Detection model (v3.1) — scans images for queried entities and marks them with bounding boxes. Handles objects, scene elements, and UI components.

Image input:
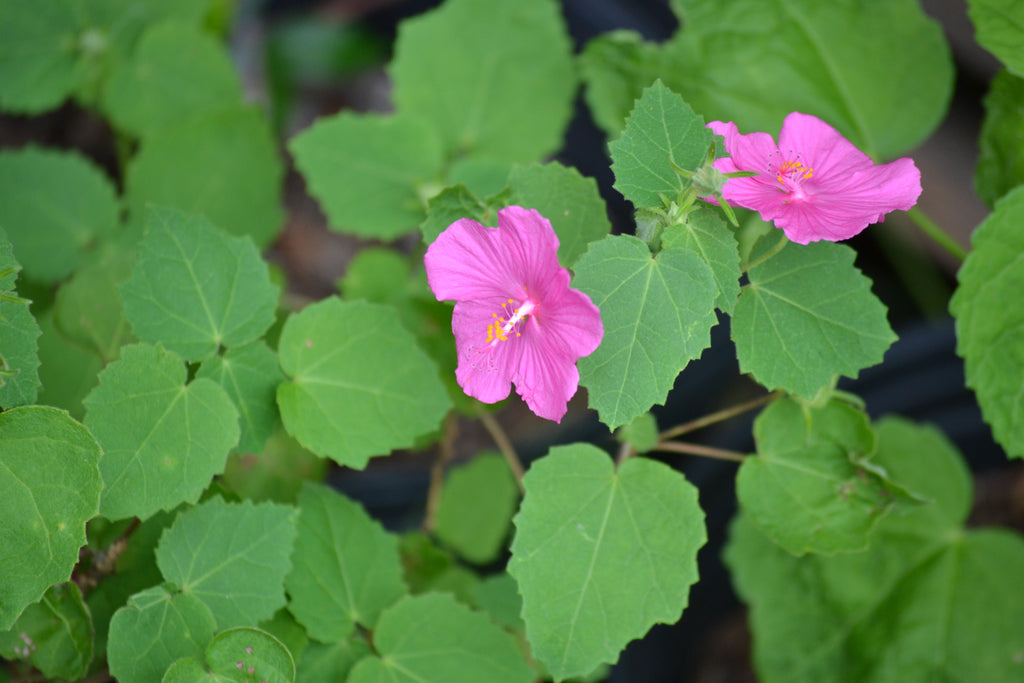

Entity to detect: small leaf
[83,343,240,521]
[617,412,660,454]
[107,585,218,683]
[36,310,103,419]
[125,106,285,248]
[574,234,718,429]
[399,532,478,604]
[0,582,92,680]
[102,21,245,138]
[155,497,298,629]
[975,70,1024,207]
[608,80,713,208]
[0,147,118,283]
[296,638,372,683]
[951,185,1024,458]
[290,112,443,240]
[285,483,406,641]
[220,428,328,505]
[197,341,284,455]
[390,0,575,162]
[347,593,533,683]
[732,240,896,398]
[662,207,741,313]
[54,243,135,362]
[968,0,1024,77]
[0,283,41,409]
[121,206,279,362]
[276,298,451,468]
[737,397,903,555]
[508,444,706,680]
[421,184,491,245]
[435,453,519,565]
[0,406,102,629]
[205,627,295,683]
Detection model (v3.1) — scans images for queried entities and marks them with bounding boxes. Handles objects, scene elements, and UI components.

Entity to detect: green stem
[659,391,781,441]
[651,441,746,462]
[742,233,788,271]
[907,207,967,261]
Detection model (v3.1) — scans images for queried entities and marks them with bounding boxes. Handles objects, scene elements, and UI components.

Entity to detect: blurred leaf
[54,243,135,362]
[508,444,706,680]
[277,298,451,468]
[347,593,533,683]
[220,428,327,504]
[435,453,519,564]
[84,344,239,520]
[35,310,102,419]
[574,235,718,429]
[121,206,279,362]
[968,0,1024,77]
[0,147,118,283]
[290,112,443,240]
[975,70,1024,207]
[0,583,92,680]
[156,497,298,629]
[390,0,575,162]
[296,638,372,683]
[420,184,492,245]
[125,106,285,248]
[399,532,478,605]
[617,412,659,454]
[0,406,102,630]
[732,240,896,398]
[285,484,406,641]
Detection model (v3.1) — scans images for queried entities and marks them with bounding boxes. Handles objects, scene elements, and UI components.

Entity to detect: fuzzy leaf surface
[84,344,240,520]
[347,593,533,683]
[285,484,406,642]
[0,406,102,629]
[732,240,895,397]
[277,298,451,468]
[662,207,741,313]
[0,582,92,680]
[574,235,717,429]
[508,444,706,680]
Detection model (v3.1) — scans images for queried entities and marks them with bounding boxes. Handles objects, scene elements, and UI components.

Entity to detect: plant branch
[907,207,967,261]
[423,412,458,533]
[615,439,634,466]
[652,441,747,462]
[659,391,781,441]
[477,408,526,493]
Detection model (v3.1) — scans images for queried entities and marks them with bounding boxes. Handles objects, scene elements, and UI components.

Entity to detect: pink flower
[424,206,603,423]
[708,112,922,244]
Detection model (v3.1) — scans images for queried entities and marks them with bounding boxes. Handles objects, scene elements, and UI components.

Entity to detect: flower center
[485,298,535,345]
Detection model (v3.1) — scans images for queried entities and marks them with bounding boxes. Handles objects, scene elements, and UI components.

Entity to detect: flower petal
[709,120,779,175]
[451,299,518,404]
[777,112,873,178]
[535,279,604,361]
[425,218,517,302]
[512,325,581,423]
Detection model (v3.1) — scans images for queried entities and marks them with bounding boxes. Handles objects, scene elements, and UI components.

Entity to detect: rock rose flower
[708,112,922,244]
[424,206,603,422]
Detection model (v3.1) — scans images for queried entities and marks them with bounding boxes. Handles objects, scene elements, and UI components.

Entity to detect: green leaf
[163,657,232,683]
[582,0,952,159]
[420,184,492,245]
[732,240,896,398]
[0,406,102,629]
[296,638,372,683]
[276,298,451,468]
[54,243,135,362]
[0,146,118,283]
[951,185,1024,458]
[155,497,298,629]
[285,483,406,641]
[205,627,295,683]
[500,162,612,268]
[470,573,525,631]
[347,593,533,683]
[737,397,906,555]
[975,70,1024,207]
[290,112,443,240]
[390,0,575,162]
[608,80,713,208]
[83,343,240,520]
[259,609,308,666]
[36,310,103,419]
[435,453,519,565]
[0,583,92,680]
[125,106,285,248]
[399,532,478,604]
[121,206,280,362]
[0,0,209,113]
[196,341,284,455]
[102,21,245,138]
[968,0,1024,77]
[220,428,327,505]
[0,288,41,409]
[726,417,1024,682]
[573,234,718,429]
[661,207,741,313]
[508,444,706,680]
[107,585,218,683]
[447,156,515,198]
[616,412,659,454]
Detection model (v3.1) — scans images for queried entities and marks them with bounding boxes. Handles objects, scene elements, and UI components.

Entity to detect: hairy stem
[477,408,526,492]
[652,441,747,462]
[907,207,967,261]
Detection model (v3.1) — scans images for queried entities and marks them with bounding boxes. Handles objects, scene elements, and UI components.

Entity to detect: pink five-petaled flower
[424,206,603,423]
[708,112,922,244]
